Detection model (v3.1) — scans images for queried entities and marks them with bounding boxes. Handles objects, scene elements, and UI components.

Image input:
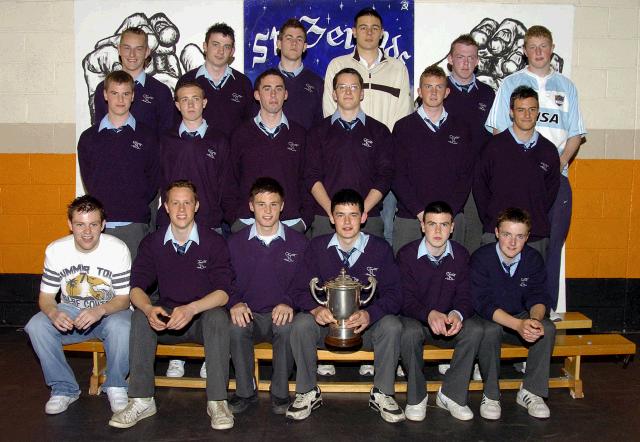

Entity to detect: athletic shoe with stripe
[286,386,322,420]
[369,387,405,423]
[516,387,550,419]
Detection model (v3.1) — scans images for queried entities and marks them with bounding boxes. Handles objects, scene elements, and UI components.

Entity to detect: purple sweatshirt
[178,67,255,137]
[156,125,233,230]
[226,119,313,226]
[444,77,495,158]
[392,112,473,218]
[473,130,560,239]
[305,116,393,217]
[131,227,233,309]
[471,243,550,320]
[93,75,175,136]
[397,239,473,322]
[291,234,402,324]
[281,67,324,130]
[77,123,159,223]
[227,225,309,312]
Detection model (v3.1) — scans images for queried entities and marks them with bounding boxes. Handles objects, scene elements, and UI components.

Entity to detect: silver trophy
[310,268,377,348]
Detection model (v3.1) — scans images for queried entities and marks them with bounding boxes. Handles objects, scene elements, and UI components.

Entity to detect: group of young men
[25,6,585,432]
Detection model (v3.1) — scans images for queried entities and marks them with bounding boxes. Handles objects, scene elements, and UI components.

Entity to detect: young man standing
[323,7,413,245]
[286,189,405,424]
[471,208,556,420]
[78,70,159,261]
[485,26,586,316]
[227,178,308,415]
[25,196,131,415]
[392,65,473,254]
[475,86,560,259]
[397,201,483,422]
[276,18,324,130]
[306,68,392,239]
[227,69,310,233]
[444,34,496,254]
[178,23,254,137]
[93,26,174,135]
[109,181,233,430]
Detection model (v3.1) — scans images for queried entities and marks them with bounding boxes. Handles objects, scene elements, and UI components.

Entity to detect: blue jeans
[25,303,131,397]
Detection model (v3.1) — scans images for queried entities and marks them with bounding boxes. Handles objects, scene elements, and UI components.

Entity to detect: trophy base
[325,334,362,349]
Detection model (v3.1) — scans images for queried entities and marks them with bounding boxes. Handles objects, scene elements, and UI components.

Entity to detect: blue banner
[244,0,414,86]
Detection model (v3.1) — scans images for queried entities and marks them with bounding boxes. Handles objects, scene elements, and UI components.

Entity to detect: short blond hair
[524,25,553,46]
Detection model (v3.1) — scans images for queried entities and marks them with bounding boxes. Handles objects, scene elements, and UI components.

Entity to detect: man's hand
[74,306,106,330]
[427,310,451,336]
[230,302,253,327]
[48,309,75,332]
[516,318,544,343]
[272,304,294,326]
[166,304,197,330]
[345,310,370,334]
[310,306,337,326]
[145,306,170,331]
[445,312,463,336]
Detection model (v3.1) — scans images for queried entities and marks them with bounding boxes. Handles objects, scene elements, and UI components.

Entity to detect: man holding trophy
[286,189,405,423]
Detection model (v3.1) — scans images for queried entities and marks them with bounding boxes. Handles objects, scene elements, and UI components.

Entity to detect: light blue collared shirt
[448,74,477,93]
[496,242,521,277]
[248,222,286,245]
[327,232,370,268]
[179,119,208,138]
[98,113,136,132]
[508,126,539,150]
[134,71,146,87]
[196,64,235,89]
[164,223,200,254]
[331,109,366,126]
[239,217,305,230]
[417,239,454,262]
[254,112,289,135]
[278,62,304,78]
[417,106,448,132]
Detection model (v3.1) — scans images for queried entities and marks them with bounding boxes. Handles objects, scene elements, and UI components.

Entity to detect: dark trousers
[546,176,572,309]
[400,316,483,405]
[106,222,149,261]
[128,307,230,401]
[461,192,483,254]
[229,312,293,399]
[477,313,556,400]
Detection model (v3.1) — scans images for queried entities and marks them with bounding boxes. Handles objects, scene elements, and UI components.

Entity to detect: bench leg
[563,355,584,399]
[89,351,106,395]
[254,355,260,392]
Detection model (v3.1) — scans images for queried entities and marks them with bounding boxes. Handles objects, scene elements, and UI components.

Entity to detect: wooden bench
[63,312,634,399]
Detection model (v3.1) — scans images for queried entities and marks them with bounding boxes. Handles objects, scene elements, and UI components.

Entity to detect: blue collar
[164,223,200,253]
[134,71,146,87]
[508,127,539,150]
[278,62,304,78]
[330,109,366,126]
[248,222,286,241]
[448,74,477,92]
[495,242,521,276]
[179,119,208,138]
[98,113,136,132]
[417,239,454,262]
[254,112,289,133]
[196,64,235,86]
[417,106,448,131]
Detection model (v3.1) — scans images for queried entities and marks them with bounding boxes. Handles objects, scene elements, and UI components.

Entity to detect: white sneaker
[369,387,405,423]
[405,394,427,422]
[200,362,207,378]
[472,363,482,381]
[396,365,405,377]
[480,395,501,420]
[105,387,128,412]
[166,359,185,377]
[438,363,450,375]
[109,397,157,428]
[207,400,234,430]
[286,386,323,420]
[359,364,374,376]
[549,309,562,322]
[45,395,79,415]
[317,364,335,376]
[436,388,473,421]
[516,387,550,419]
[513,362,527,374]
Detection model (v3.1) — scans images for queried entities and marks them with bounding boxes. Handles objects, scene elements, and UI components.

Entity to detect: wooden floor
[3,328,639,441]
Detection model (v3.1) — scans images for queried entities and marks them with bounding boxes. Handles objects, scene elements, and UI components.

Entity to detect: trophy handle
[359,276,377,305]
[309,277,327,306]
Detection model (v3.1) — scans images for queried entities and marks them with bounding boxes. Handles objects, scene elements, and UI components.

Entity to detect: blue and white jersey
[485,68,587,177]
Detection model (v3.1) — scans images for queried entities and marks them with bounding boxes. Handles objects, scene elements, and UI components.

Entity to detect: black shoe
[271,394,291,415]
[228,393,258,414]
